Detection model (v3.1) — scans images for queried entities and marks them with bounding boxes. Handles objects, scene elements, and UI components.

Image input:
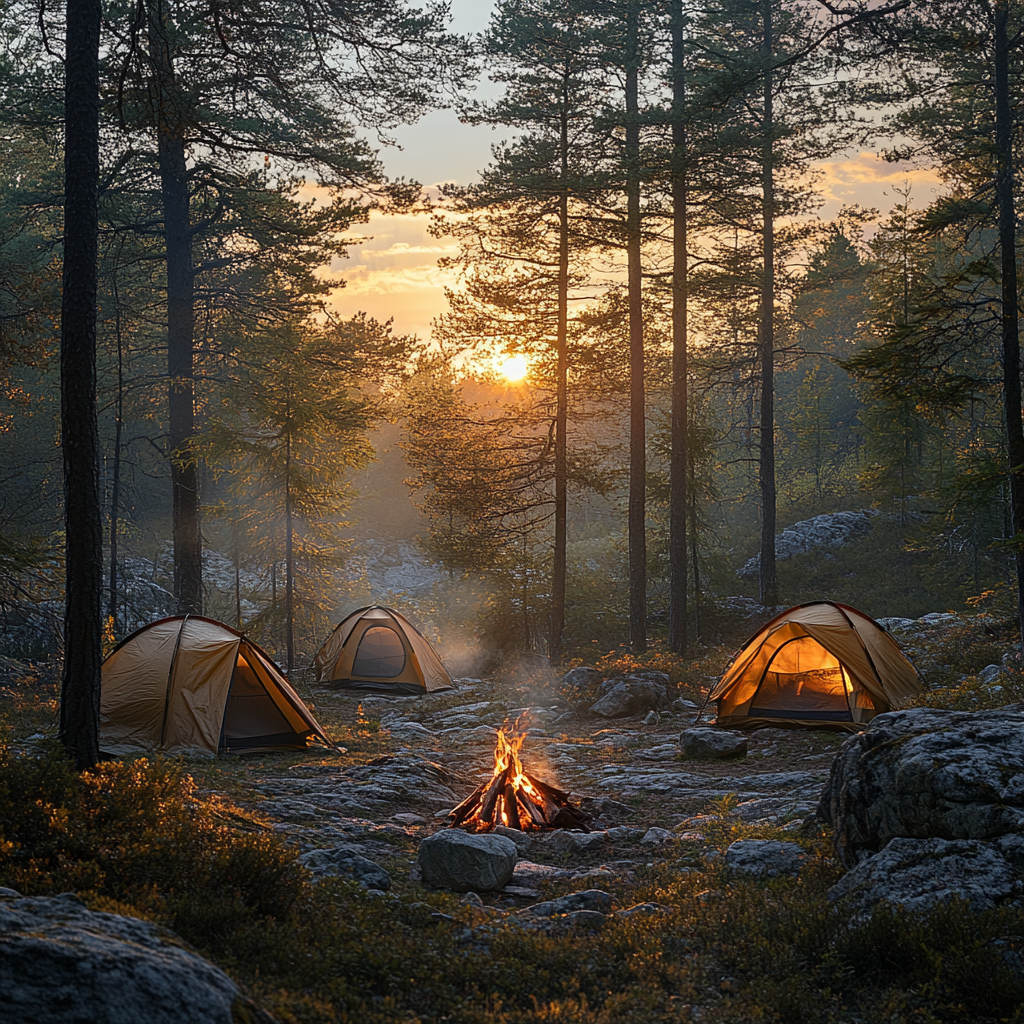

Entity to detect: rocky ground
[190,676,849,906]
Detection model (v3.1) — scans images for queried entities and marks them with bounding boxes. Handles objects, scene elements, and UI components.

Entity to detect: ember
[448,725,592,832]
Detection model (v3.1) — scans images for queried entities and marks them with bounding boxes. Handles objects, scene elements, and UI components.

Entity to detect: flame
[493,722,541,824]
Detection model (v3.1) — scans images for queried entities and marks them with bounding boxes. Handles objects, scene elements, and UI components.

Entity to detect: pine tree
[105,0,472,613]
[58,0,103,770]
[200,315,385,669]
[435,0,608,661]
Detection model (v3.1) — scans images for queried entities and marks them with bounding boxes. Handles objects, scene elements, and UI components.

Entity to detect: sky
[325,0,944,345]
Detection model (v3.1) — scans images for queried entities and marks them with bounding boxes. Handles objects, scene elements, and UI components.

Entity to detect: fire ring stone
[417,831,518,892]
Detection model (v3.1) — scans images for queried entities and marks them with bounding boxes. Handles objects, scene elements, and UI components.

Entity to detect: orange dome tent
[708,601,922,731]
[101,616,329,755]
[313,606,453,695]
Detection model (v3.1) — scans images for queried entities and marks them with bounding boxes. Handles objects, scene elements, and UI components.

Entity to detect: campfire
[448,725,592,832]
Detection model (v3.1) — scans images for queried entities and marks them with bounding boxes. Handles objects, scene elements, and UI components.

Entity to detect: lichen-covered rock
[817,705,1024,868]
[679,728,748,759]
[0,893,275,1024]
[725,839,808,877]
[738,511,873,579]
[416,830,517,892]
[827,837,1021,914]
[298,846,391,890]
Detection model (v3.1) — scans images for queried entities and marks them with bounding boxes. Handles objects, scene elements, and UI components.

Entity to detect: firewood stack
[447,727,593,832]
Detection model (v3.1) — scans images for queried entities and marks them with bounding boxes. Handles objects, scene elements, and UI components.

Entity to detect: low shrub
[0,742,306,948]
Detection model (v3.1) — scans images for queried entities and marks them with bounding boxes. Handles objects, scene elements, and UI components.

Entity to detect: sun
[498,354,529,382]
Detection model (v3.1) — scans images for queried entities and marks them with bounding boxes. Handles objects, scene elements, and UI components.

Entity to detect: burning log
[449,725,593,833]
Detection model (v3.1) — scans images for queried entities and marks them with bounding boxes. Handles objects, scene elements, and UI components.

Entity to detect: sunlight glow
[499,354,529,382]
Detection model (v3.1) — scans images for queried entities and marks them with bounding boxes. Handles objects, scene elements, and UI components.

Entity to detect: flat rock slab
[0,894,274,1024]
[417,830,518,892]
[725,839,809,877]
[255,756,461,819]
[679,728,748,759]
[828,837,1022,914]
[512,890,613,934]
[297,846,391,890]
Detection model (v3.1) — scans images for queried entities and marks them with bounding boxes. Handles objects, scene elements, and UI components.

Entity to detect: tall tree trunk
[108,258,125,632]
[689,455,701,639]
[59,0,103,771]
[285,405,295,671]
[995,0,1024,640]
[550,65,571,667]
[148,1,202,614]
[669,0,688,654]
[758,0,778,607]
[625,2,646,652]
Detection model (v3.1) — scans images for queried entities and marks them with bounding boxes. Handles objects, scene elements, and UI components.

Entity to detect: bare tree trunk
[147,1,202,614]
[758,0,778,607]
[550,65,571,666]
[59,0,103,771]
[669,0,688,654]
[285,399,295,671]
[995,0,1024,641]
[108,255,125,632]
[625,2,646,653]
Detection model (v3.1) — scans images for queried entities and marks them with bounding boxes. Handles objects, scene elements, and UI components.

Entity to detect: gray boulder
[818,705,1024,868]
[725,839,808,877]
[828,837,1021,914]
[298,846,391,890]
[679,727,748,759]
[589,674,672,718]
[416,830,518,892]
[589,683,639,717]
[562,666,602,693]
[0,893,275,1024]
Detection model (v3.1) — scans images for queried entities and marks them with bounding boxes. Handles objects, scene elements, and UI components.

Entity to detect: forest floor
[2,639,1024,1023]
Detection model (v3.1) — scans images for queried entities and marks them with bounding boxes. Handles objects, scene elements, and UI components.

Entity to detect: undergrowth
[2,742,1022,1023]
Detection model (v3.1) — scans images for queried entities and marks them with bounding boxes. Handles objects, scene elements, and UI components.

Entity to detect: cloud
[331,264,456,297]
[364,241,459,259]
[816,151,943,212]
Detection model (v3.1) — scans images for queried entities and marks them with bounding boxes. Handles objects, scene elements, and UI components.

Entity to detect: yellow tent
[101,616,329,755]
[313,606,453,695]
[709,601,922,731]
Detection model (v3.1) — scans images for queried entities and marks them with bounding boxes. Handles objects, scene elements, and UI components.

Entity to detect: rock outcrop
[297,846,391,890]
[818,706,1024,913]
[0,892,275,1024]
[827,837,1022,914]
[818,705,1024,868]
[738,510,873,579]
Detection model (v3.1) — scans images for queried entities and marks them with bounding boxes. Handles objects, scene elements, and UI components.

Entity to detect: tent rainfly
[313,606,453,695]
[708,601,922,732]
[101,616,329,755]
